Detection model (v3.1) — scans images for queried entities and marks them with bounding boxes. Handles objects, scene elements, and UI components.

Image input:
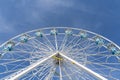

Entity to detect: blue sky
[0,0,120,46]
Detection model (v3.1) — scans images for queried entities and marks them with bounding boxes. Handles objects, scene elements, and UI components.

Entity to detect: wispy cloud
[0,14,14,33]
[16,0,74,23]
[0,0,103,33]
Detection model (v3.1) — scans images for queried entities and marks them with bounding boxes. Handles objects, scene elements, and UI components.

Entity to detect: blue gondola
[94,37,104,45]
[111,47,117,55]
[107,43,117,55]
[3,42,15,51]
[0,53,1,57]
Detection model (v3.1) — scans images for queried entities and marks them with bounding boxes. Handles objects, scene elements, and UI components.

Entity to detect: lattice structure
[0,27,120,80]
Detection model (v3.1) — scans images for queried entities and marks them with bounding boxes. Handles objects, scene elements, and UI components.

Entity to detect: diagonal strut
[59,53,108,80]
[3,52,108,80]
[3,53,58,80]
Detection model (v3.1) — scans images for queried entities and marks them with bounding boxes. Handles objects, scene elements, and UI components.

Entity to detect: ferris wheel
[0,27,120,80]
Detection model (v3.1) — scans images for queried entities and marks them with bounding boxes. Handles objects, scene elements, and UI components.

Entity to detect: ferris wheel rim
[0,27,120,80]
[0,27,120,50]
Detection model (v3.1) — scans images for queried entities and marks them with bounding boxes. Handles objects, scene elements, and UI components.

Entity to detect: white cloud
[12,0,75,25]
[35,0,74,9]
[0,0,101,33]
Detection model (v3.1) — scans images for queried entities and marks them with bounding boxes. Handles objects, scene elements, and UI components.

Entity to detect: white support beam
[3,52,108,80]
[59,53,108,80]
[59,60,62,80]
[4,53,57,80]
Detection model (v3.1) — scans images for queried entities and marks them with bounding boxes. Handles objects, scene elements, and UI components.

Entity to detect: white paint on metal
[4,53,57,80]
[59,53,108,80]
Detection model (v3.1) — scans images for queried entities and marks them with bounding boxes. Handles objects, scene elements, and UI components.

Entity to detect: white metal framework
[0,27,120,80]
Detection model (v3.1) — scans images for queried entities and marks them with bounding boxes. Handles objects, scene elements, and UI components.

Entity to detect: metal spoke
[0,27,120,80]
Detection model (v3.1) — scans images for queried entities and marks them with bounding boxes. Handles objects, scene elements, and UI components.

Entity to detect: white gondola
[35,31,43,37]
[80,31,87,38]
[19,35,29,43]
[116,50,120,55]
[50,29,58,35]
[65,29,72,35]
